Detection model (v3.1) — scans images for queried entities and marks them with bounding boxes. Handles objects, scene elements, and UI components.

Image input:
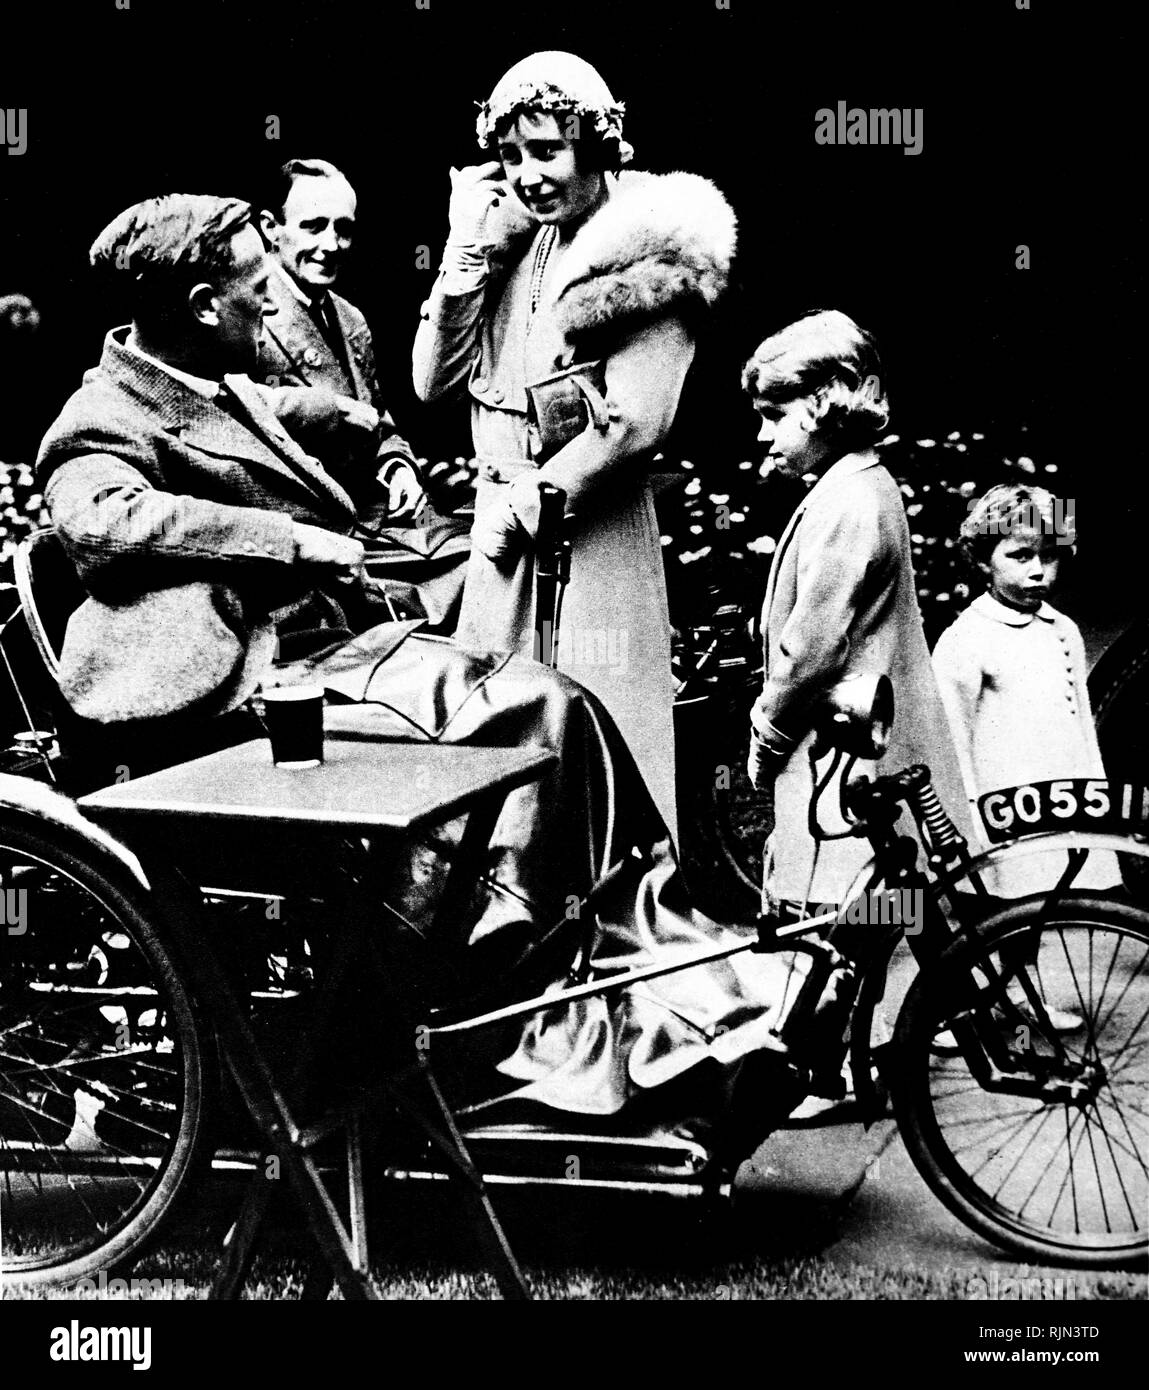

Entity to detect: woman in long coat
[413,51,738,839]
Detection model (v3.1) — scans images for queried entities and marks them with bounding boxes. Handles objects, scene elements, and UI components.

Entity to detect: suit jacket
[258,266,378,404]
[257,267,415,479]
[757,450,974,904]
[37,328,365,724]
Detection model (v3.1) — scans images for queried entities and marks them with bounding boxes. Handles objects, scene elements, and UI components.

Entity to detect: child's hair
[959,483,1076,569]
[741,309,890,447]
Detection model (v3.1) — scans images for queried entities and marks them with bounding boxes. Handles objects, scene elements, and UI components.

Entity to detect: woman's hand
[447,162,507,246]
[748,694,791,839]
[747,729,778,836]
[471,496,525,568]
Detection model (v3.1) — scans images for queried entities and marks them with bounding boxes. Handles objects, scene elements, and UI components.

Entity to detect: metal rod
[429,910,840,1036]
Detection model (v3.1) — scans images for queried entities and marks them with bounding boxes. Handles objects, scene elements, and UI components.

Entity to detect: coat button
[304,348,323,368]
[491,387,505,404]
[473,376,489,393]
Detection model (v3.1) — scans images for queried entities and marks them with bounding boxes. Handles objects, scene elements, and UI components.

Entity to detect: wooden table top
[80,737,556,834]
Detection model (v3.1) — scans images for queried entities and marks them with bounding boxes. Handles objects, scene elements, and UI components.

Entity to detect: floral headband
[475,80,630,161]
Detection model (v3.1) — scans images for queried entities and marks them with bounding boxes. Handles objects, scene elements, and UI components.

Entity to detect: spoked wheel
[675,688,763,920]
[892,892,1149,1268]
[0,819,209,1290]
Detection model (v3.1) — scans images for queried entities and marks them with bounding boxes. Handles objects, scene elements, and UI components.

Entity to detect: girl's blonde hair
[742,309,890,446]
[959,483,1076,567]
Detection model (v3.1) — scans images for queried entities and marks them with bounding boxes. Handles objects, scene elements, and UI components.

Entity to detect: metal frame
[12,528,63,688]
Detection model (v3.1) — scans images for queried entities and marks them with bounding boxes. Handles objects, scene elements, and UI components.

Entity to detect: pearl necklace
[529,225,559,315]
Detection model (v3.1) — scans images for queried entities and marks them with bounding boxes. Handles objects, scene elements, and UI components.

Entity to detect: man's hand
[448,162,507,245]
[333,395,380,437]
[378,459,426,521]
[291,522,365,581]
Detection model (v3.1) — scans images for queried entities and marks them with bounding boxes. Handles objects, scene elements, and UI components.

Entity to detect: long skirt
[456,471,679,841]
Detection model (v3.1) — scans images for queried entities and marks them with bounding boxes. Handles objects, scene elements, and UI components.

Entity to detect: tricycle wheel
[0,817,211,1291]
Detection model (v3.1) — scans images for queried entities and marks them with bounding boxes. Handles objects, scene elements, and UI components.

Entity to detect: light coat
[759,451,975,905]
[932,593,1121,895]
[413,171,738,837]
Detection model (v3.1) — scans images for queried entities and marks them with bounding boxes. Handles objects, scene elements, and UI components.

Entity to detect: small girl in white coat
[932,483,1121,899]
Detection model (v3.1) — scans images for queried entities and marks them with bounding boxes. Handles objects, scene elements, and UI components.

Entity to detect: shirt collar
[971,591,1057,627]
[123,333,220,398]
[274,257,326,311]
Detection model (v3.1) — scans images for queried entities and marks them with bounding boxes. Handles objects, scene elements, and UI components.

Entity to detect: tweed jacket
[758,451,975,904]
[36,328,365,723]
[412,170,738,835]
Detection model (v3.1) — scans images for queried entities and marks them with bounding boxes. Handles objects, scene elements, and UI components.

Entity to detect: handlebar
[844,763,968,862]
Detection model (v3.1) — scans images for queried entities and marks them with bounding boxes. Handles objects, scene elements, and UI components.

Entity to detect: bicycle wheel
[675,689,762,920]
[0,818,209,1290]
[892,892,1149,1268]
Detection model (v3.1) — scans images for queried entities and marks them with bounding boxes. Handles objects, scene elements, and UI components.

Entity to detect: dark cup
[262,685,325,769]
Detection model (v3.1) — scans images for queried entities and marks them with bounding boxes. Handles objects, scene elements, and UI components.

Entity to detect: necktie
[310,296,353,381]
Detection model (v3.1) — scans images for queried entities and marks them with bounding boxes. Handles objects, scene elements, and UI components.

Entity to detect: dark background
[0,0,1139,625]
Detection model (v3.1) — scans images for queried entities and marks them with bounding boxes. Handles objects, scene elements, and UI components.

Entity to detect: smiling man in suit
[258,160,381,407]
[258,158,468,620]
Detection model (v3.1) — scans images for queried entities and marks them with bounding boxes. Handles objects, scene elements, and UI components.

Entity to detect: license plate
[977,779,1149,844]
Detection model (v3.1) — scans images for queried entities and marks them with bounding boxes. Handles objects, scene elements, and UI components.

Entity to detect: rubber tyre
[0,817,210,1291]
[892,892,1149,1269]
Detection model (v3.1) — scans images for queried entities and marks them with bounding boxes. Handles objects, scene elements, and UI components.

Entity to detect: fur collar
[489,170,737,338]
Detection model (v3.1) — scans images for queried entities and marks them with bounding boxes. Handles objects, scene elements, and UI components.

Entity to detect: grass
[7,1179,1147,1301]
[11,1257,1145,1302]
